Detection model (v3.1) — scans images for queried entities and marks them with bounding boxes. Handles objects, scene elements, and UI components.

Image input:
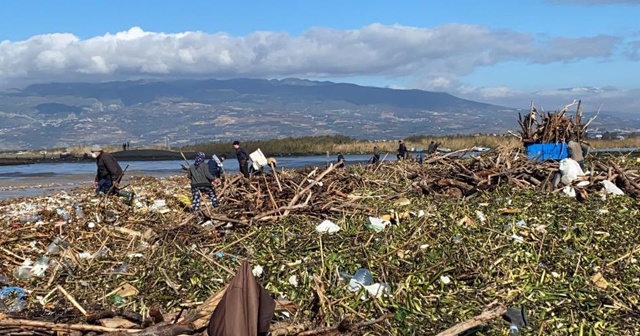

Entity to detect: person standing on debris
[336,152,345,167]
[567,137,585,171]
[207,153,226,183]
[122,143,126,151]
[427,141,437,155]
[91,145,134,204]
[189,152,219,212]
[397,140,407,160]
[233,141,250,178]
[370,146,381,164]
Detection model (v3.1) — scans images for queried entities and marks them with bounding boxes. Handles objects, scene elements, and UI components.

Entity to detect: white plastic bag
[316,220,341,233]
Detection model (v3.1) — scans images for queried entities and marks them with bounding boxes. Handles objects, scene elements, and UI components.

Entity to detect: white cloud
[1,24,636,112]
[453,84,640,113]
[0,24,622,86]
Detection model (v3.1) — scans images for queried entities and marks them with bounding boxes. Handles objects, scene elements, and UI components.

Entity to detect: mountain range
[0,78,633,150]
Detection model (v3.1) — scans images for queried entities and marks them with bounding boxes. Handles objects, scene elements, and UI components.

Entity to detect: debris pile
[517,100,598,144]
[411,150,640,199]
[1,151,639,335]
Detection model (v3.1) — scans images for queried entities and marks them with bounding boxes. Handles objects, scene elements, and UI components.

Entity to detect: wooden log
[0,319,140,334]
[435,305,507,336]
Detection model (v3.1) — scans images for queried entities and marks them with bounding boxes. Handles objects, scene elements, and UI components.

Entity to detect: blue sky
[0,0,639,111]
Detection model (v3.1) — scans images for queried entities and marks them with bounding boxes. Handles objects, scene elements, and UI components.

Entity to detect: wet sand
[0,174,134,200]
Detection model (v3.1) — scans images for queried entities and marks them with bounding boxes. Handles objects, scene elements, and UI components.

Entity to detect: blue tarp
[525,143,568,161]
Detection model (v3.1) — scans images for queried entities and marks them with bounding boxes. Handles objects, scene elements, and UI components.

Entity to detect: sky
[0,0,639,112]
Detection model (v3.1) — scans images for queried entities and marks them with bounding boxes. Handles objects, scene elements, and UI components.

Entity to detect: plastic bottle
[31,256,51,277]
[73,203,84,219]
[348,268,372,292]
[13,266,33,280]
[509,324,519,335]
[46,237,68,255]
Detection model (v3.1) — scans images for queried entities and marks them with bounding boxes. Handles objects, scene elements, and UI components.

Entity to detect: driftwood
[518,100,598,144]
[435,305,507,336]
[412,151,640,199]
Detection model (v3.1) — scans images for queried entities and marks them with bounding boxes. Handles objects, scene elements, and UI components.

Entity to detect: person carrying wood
[90,145,134,204]
[370,146,381,164]
[189,152,219,213]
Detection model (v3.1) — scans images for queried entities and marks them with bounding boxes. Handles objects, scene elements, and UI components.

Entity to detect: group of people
[396,140,439,161]
[90,137,590,215]
[89,140,265,214]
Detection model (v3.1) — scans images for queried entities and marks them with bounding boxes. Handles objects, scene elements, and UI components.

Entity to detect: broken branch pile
[517,100,598,144]
[1,151,640,335]
[411,150,640,199]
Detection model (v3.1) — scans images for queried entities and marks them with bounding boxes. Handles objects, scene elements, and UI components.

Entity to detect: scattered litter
[440,275,451,285]
[315,220,341,234]
[113,283,139,298]
[601,180,624,195]
[476,210,486,223]
[591,272,609,289]
[367,217,390,232]
[515,219,527,228]
[288,275,298,287]
[252,265,264,277]
[0,286,28,313]
[393,198,411,206]
[511,234,524,243]
[348,268,372,292]
[535,225,547,234]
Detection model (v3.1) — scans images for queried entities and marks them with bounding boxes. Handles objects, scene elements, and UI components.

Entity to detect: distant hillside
[0,78,627,150]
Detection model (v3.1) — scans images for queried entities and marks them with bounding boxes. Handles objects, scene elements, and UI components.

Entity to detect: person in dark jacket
[370,146,381,164]
[336,152,345,167]
[397,140,407,160]
[207,153,226,182]
[427,141,437,154]
[189,152,219,212]
[91,145,134,204]
[233,141,250,178]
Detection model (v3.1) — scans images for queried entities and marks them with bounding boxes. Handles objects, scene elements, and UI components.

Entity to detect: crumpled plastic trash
[559,158,588,186]
[0,286,28,313]
[316,220,341,233]
[252,265,264,277]
[601,180,624,195]
[31,257,50,277]
[288,275,298,287]
[476,210,486,223]
[367,217,390,232]
[149,200,170,213]
[361,283,391,299]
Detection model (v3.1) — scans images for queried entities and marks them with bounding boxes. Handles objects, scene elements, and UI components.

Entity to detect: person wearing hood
[207,153,226,183]
[90,145,134,204]
[189,152,219,213]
